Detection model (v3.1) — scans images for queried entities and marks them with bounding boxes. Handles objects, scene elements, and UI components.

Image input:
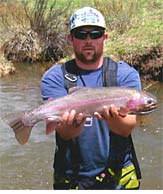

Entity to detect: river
[0,64,162,190]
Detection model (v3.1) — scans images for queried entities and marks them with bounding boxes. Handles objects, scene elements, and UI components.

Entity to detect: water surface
[0,64,162,189]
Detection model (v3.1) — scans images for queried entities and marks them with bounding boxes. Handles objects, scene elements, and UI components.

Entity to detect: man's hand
[46,110,86,140]
[94,105,128,120]
[94,105,136,137]
[60,110,85,127]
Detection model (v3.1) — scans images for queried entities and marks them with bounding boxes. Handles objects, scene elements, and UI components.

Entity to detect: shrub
[1,0,71,62]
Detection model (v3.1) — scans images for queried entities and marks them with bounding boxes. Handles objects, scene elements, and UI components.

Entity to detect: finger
[76,113,85,123]
[74,113,85,126]
[61,111,69,125]
[94,106,110,120]
[102,105,110,118]
[118,107,128,117]
[109,105,119,118]
[94,112,103,120]
[67,109,76,125]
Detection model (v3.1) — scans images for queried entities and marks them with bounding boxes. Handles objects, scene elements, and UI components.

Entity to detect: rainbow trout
[4,87,157,137]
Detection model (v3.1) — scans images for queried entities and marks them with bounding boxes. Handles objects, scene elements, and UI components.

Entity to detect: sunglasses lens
[72,30,104,40]
[74,31,87,39]
[90,30,104,39]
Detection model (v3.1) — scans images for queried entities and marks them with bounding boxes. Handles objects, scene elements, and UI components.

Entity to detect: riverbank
[0,0,162,81]
[0,55,15,77]
[0,43,162,81]
[0,44,162,78]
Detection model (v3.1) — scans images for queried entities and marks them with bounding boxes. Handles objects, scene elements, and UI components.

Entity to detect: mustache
[82,45,95,50]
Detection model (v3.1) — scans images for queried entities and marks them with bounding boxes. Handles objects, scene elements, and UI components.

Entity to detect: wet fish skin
[4,87,157,137]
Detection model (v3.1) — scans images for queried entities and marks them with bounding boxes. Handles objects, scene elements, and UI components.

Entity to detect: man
[41,7,142,189]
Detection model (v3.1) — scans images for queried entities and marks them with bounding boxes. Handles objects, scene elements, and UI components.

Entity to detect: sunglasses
[72,29,105,40]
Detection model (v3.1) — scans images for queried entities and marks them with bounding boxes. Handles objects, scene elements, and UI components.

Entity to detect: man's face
[68,26,108,64]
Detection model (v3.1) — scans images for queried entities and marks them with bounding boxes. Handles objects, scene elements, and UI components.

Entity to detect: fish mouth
[129,99,158,115]
[136,101,158,115]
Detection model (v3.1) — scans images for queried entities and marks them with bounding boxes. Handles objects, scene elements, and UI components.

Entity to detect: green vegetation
[104,0,163,60]
[61,0,163,60]
[0,0,162,80]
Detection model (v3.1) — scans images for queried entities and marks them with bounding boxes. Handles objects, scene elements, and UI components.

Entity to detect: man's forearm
[106,115,137,137]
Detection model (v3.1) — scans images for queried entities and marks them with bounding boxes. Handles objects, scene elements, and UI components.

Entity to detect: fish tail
[10,117,28,133]
[2,112,33,144]
[3,112,24,130]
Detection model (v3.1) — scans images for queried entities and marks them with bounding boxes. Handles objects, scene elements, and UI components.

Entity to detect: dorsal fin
[68,86,83,94]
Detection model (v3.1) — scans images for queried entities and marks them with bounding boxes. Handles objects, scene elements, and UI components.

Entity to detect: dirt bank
[0,44,162,81]
[124,45,163,82]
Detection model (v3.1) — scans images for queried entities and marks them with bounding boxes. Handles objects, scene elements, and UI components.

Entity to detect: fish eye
[147,99,152,104]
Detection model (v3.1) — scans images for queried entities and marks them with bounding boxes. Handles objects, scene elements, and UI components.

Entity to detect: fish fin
[46,121,59,135]
[47,115,61,122]
[2,112,33,145]
[68,86,84,94]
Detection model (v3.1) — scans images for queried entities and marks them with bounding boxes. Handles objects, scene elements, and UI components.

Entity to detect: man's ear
[104,33,109,44]
[67,34,73,45]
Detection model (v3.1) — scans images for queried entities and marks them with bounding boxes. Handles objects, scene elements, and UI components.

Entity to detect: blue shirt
[41,59,141,178]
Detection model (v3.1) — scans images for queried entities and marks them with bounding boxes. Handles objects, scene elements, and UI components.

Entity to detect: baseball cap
[70,7,106,31]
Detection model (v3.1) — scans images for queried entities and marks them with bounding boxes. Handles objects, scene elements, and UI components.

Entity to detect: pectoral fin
[46,121,59,135]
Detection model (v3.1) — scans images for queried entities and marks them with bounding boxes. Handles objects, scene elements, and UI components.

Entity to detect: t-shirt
[41,59,141,178]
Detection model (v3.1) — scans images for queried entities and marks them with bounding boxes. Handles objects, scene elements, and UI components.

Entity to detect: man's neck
[75,57,104,70]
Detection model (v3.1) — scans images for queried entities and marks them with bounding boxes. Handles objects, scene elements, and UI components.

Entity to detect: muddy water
[0,64,162,189]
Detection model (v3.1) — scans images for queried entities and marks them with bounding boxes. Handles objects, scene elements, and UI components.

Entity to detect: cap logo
[70,7,106,30]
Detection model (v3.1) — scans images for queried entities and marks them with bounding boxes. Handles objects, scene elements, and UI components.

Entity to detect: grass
[0,0,162,76]
[55,0,163,61]
[106,20,163,60]
[101,0,163,60]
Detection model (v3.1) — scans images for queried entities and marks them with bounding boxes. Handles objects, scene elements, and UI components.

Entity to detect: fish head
[126,90,158,115]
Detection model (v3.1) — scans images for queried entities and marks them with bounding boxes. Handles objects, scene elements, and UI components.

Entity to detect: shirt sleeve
[117,61,142,90]
[41,65,67,101]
